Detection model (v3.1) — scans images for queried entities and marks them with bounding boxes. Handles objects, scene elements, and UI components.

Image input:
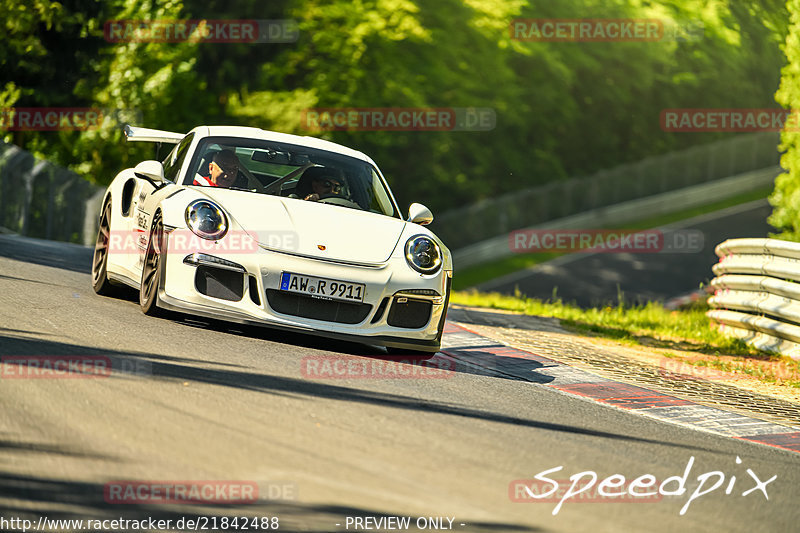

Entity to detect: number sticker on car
[280,272,365,303]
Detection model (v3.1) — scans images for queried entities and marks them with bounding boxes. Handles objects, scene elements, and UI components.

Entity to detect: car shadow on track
[0,471,544,532]
[0,331,721,452]
[135,305,560,386]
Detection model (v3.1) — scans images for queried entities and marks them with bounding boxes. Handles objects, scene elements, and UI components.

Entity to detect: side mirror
[134,160,165,183]
[407,203,433,225]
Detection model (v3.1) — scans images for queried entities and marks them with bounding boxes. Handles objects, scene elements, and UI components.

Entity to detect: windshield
[184,136,399,218]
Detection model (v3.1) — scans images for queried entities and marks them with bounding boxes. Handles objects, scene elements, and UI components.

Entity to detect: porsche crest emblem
[317,244,326,251]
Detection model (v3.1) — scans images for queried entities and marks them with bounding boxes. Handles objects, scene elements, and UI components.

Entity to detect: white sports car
[91,125,452,355]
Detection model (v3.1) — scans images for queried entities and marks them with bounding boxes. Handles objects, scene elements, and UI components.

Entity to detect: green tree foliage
[0,0,790,213]
[769,0,800,240]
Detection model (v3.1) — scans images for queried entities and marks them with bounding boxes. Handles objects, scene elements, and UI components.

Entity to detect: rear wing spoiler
[123,124,183,144]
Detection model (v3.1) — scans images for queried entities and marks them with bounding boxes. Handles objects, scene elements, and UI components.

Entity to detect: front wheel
[92,200,119,296]
[139,213,165,316]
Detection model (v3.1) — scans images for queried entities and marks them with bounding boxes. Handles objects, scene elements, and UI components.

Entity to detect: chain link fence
[432,132,781,250]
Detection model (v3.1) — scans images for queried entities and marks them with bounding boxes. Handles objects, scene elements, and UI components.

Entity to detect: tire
[139,212,165,316]
[91,200,119,296]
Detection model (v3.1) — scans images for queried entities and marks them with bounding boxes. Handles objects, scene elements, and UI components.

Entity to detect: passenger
[193,150,240,188]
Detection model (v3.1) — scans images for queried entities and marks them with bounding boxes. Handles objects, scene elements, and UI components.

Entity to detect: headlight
[185,200,228,240]
[404,235,442,274]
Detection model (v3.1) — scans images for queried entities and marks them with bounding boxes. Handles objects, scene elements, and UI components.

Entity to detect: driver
[193,150,240,188]
[293,167,345,201]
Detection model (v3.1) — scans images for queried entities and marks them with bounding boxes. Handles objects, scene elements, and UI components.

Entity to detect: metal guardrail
[0,141,103,245]
[708,238,800,358]
[434,131,780,251]
[456,167,778,270]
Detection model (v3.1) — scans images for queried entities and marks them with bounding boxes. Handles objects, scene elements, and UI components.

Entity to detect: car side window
[162,133,195,183]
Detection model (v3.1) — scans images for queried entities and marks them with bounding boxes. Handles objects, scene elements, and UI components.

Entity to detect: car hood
[196,188,406,264]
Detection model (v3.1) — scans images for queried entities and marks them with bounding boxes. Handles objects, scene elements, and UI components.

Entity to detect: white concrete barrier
[708,238,800,359]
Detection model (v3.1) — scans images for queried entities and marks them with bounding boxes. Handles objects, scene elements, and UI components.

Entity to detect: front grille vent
[265,290,372,324]
[387,298,432,329]
[195,266,244,301]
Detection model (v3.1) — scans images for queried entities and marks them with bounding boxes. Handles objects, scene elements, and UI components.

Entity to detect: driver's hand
[304,193,320,201]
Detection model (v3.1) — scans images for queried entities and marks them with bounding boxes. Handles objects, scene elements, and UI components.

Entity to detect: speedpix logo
[512,456,776,516]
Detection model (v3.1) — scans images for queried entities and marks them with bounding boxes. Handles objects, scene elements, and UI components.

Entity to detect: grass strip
[452,290,764,358]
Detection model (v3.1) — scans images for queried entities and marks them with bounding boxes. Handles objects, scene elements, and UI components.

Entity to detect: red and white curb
[439,322,800,454]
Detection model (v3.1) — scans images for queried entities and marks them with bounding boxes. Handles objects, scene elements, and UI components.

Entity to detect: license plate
[280,272,365,303]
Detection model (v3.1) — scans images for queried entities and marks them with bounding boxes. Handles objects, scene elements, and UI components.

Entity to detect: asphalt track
[478,200,773,307]
[1,233,799,532]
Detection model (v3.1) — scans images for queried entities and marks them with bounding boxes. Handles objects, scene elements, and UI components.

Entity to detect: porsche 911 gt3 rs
[91,125,452,355]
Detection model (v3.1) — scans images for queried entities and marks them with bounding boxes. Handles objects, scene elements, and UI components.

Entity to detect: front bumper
[156,233,451,352]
